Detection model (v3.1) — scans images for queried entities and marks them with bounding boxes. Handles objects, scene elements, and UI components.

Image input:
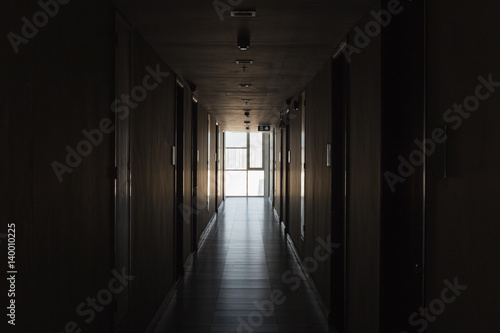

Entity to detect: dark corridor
[154,198,329,333]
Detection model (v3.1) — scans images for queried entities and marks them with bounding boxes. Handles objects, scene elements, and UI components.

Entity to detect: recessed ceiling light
[246,126,250,130]
[241,99,252,103]
[238,31,250,51]
[231,10,256,18]
[236,60,253,64]
[239,83,252,88]
[244,121,251,124]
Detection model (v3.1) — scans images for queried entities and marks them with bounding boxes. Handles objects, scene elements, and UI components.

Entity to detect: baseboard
[145,274,183,333]
[146,210,220,332]
[183,251,194,270]
[286,234,331,322]
[217,200,225,214]
[273,207,280,223]
[197,212,217,250]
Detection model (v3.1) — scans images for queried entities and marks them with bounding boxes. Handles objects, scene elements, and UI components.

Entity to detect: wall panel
[274,129,282,218]
[126,33,176,331]
[0,1,115,332]
[346,8,381,332]
[379,0,426,330]
[425,1,500,331]
[195,104,217,243]
[183,90,193,263]
[288,101,302,250]
[304,60,332,309]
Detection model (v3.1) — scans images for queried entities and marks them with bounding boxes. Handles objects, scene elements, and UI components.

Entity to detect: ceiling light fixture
[236,60,253,64]
[231,10,256,17]
[238,30,250,51]
[241,99,252,105]
[239,83,252,88]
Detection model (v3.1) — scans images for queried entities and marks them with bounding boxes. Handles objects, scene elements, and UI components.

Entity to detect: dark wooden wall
[379,0,426,331]
[126,33,176,331]
[274,129,282,218]
[0,1,115,332]
[273,60,334,316]
[217,126,224,210]
[0,3,222,331]
[282,127,288,228]
[183,89,193,262]
[345,6,382,332]
[287,100,302,251]
[304,61,333,307]
[196,104,217,244]
[425,1,500,331]
[210,119,217,215]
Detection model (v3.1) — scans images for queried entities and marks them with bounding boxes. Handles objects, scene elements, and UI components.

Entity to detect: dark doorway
[191,98,198,252]
[114,13,132,328]
[215,124,219,211]
[330,53,348,332]
[284,113,291,234]
[279,128,285,228]
[380,0,426,330]
[174,80,185,280]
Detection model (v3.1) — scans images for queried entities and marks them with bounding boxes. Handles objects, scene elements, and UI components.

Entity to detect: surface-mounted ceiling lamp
[238,30,250,51]
[231,10,256,17]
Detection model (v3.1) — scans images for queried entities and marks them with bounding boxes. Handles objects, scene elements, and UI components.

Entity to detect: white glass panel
[248,171,264,196]
[249,133,263,168]
[226,132,247,148]
[225,171,247,196]
[225,149,247,169]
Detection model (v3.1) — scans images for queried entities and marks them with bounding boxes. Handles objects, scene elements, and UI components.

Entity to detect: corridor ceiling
[113,0,376,131]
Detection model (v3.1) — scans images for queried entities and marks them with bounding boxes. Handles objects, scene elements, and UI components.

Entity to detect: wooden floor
[154,197,330,332]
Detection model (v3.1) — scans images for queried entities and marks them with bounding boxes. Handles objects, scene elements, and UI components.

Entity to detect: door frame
[191,97,198,252]
[215,123,219,211]
[174,79,185,279]
[114,13,132,329]
[330,53,348,332]
[284,112,290,234]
